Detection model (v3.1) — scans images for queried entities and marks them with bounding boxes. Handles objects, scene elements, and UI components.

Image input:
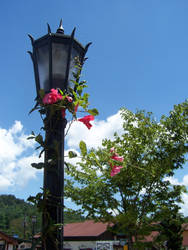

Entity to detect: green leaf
[79,140,87,157]
[83,93,89,101]
[27,195,35,203]
[79,80,87,85]
[31,162,45,169]
[39,108,46,115]
[88,108,99,116]
[29,102,39,114]
[35,134,44,145]
[58,89,64,96]
[27,131,36,140]
[70,80,79,88]
[68,151,78,158]
[39,149,45,158]
[27,136,35,140]
[39,89,45,98]
[77,86,83,96]
[64,161,70,171]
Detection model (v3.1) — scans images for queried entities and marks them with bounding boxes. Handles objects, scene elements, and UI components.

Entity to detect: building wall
[64,240,122,250]
[64,240,96,250]
[0,240,14,250]
[8,245,13,250]
[183,230,188,250]
[18,242,32,250]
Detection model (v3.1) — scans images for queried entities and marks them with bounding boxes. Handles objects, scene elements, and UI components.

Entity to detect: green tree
[65,101,188,249]
[0,194,85,239]
[154,207,184,250]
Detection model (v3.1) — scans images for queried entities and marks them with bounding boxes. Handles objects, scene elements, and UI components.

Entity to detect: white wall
[8,245,13,250]
[64,241,96,250]
[64,240,118,250]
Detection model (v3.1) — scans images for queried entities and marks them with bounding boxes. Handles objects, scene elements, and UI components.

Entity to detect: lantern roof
[28,19,90,53]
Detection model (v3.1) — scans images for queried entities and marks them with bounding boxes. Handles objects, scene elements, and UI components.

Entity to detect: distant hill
[0,194,84,239]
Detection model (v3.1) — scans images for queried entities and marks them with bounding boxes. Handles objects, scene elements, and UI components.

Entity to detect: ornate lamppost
[28,20,90,249]
[31,215,37,247]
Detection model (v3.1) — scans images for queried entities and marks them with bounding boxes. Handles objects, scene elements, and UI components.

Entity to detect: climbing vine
[27,61,99,249]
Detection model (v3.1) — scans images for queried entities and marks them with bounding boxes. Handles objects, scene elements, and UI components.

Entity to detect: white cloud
[165,175,188,187]
[107,208,119,216]
[0,121,41,191]
[0,175,12,190]
[9,120,23,134]
[0,121,35,162]
[180,193,188,216]
[66,111,123,150]
[164,176,188,216]
[0,111,124,192]
[164,176,180,186]
[182,175,188,186]
[64,112,124,176]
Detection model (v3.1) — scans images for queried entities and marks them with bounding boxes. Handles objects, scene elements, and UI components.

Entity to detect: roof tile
[64,220,110,237]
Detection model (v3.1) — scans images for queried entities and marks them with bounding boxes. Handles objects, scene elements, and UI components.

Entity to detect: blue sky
[0,0,188,214]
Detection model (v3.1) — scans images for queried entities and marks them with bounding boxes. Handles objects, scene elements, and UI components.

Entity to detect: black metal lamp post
[28,20,91,250]
[31,215,37,247]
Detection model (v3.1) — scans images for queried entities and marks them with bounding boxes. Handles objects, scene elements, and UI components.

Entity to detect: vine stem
[64,118,75,137]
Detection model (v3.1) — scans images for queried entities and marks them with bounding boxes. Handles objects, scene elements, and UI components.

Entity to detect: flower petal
[78,115,95,129]
[110,166,123,177]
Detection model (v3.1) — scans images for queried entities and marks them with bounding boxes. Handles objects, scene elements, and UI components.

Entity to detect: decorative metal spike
[28,34,35,46]
[71,27,76,39]
[47,23,51,34]
[27,51,34,62]
[56,19,64,34]
[85,42,92,52]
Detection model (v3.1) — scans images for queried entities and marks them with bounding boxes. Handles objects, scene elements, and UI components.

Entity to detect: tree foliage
[0,195,40,238]
[154,207,184,250]
[65,101,188,248]
[0,195,85,239]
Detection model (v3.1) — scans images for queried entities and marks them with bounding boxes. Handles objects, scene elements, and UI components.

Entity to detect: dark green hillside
[0,195,84,239]
[0,194,41,239]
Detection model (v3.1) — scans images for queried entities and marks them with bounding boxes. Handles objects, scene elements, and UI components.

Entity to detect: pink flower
[43,89,62,104]
[110,147,115,153]
[78,115,94,129]
[110,166,123,177]
[66,96,73,103]
[109,148,124,177]
[61,108,66,118]
[111,155,124,162]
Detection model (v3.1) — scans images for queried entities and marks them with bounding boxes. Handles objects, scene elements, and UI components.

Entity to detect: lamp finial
[56,19,64,34]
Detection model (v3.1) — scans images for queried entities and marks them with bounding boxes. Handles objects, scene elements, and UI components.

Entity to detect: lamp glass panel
[32,217,37,223]
[68,47,82,89]
[36,44,50,91]
[52,42,69,90]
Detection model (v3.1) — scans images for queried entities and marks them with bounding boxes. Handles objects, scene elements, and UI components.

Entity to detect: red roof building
[182,223,188,248]
[63,220,126,250]
[0,231,18,250]
[35,221,188,249]
[137,223,188,249]
[64,220,115,241]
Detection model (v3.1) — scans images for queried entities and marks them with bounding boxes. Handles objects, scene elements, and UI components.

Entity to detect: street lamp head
[28,20,91,95]
[31,215,37,223]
